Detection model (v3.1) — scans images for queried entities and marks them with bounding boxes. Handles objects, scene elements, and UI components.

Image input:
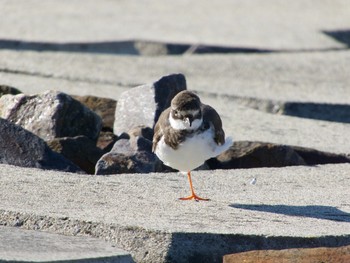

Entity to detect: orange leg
[179,171,210,201]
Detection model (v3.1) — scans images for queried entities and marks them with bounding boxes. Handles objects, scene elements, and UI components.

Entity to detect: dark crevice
[323,29,350,47]
[0,39,272,55]
[0,67,140,88]
[198,91,350,124]
[282,102,350,124]
[0,38,348,56]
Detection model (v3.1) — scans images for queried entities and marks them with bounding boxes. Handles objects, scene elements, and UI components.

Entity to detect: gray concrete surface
[0,163,349,262]
[0,226,133,263]
[1,49,349,104]
[1,0,350,51]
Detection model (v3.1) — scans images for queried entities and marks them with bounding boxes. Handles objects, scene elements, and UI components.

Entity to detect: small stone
[250,178,257,185]
[0,90,102,141]
[0,118,83,173]
[47,136,104,174]
[113,73,186,136]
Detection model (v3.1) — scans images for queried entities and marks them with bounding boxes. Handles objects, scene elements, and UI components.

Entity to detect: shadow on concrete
[230,204,350,222]
[282,102,350,124]
[323,29,350,47]
[166,232,350,263]
[0,39,271,55]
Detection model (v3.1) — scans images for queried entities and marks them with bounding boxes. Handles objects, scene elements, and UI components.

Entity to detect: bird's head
[169,91,203,130]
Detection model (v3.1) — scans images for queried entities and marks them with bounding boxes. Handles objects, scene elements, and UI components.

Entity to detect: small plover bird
[152,90,232,201]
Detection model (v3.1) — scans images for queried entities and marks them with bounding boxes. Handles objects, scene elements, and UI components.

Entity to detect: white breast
[155,128,233,172]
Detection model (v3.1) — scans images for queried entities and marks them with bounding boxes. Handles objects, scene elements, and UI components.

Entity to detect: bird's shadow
[230,204,350,222]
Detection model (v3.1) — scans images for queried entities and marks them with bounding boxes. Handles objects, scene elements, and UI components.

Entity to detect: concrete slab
[0,226,133,263]
[0,50,349,104]
[0,163,349,262]
[0,0,349,51]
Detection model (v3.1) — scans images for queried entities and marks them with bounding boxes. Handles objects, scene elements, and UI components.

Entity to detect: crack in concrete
[0,67,139,88]
[197,91,350,124]
[0,39,348,56]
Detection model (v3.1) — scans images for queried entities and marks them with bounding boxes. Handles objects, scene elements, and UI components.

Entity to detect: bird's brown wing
[152,108,169,152]
[201,104,225,145]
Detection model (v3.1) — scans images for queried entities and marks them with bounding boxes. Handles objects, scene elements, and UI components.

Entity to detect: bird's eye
[173,110,179,116]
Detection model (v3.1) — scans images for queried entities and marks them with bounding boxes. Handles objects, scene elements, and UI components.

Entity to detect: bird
[152,90,233,201]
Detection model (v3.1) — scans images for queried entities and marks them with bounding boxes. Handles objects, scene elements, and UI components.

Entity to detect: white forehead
[173,109,200,116]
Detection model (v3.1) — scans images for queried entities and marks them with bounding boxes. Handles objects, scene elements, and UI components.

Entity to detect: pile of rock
[1,74,349,175]
[0,88,104,174]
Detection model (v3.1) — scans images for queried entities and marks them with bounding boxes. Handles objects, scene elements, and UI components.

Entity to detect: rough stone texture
[207,141,350,169]
[96,125,173,175]
[128,125,154,141]
[207,141,306,169]
[47,135,104,174]
[223,245,350,263]
[0,226,133,263]
[293,146,350,165]
[0,90,102,141]
[0,163,349,263]
[73,95,117,131]
[95,135,159,175]
[113,73,186,136]
[97,130,119,151]
[0,84,22,97]
[0,118,83,173]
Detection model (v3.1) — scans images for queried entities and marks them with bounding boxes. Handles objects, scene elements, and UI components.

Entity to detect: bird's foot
[179,194,210,201]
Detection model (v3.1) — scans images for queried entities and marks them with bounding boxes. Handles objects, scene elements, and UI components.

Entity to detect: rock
[223,245,350,263]
[113,73,186,136]
[96,124,177,175]
[292,146,350,165]
[0,85,22,97]
[206,141,306,169]
[127,125,154,141]
[95,135,159,175]
[72,95,116,131]
[96,131,119,152]
[47,136,104,174]
[0,90,102,141]
[0,118,83,173]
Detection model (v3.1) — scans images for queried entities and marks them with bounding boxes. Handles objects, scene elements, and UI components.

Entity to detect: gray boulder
[207,141,350,169]
[47,136,104,174]
[0,118,83,173]
[113,73,186,136]
[0,90,102,141]
[95,134,158,175]
[206,141,306,169]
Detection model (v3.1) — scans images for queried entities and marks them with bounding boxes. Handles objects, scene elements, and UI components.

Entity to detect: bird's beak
[185,117,193,127]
